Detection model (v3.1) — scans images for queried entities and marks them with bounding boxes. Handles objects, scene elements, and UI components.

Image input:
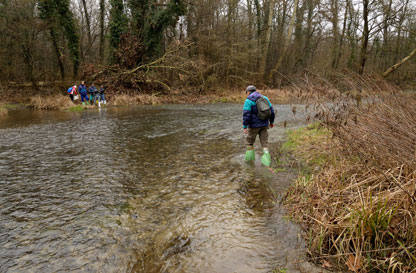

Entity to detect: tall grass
[284,84,416,272]
[29,95,75,110]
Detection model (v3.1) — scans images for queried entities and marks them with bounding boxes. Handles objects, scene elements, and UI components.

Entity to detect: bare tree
[99,0,105,63]
[269,0,299,79]
[358,0,369,74]
[260,0,274,79]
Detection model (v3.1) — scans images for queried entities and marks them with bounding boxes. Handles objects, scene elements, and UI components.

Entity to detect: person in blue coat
[242,85,275,166]
[78,81,88,105]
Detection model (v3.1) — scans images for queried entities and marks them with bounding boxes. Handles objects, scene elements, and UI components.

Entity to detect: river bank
[0,87,303,112]
[281,92,416,272]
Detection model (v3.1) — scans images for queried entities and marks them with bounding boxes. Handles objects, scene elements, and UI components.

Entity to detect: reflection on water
[0,104,308,272]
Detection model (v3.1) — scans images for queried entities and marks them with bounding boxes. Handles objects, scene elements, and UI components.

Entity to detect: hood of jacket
[247,91,262,101]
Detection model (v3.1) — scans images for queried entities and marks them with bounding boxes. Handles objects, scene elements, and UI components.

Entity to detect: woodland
[2,1,416,272]
[0,0,415,92]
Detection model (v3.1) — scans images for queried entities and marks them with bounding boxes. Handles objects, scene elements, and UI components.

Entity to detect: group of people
[67,81,107,107]
[66,82,273,166]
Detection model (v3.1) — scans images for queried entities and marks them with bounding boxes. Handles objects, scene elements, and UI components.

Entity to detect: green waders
[245,147,271,167]
[245,146,255,161]
[261,150,271,167]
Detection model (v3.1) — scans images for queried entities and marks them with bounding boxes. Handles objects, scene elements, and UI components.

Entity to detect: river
[0,104,322,273]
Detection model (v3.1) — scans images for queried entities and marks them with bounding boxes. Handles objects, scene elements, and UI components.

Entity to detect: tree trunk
[383,47,416,77]
[260,0,274,79]
[381,0,392,69]
[50,28,65,80]
[303,0,314,67]
[247,0,253,40]
[293,0,305,72]
[334,0,348,69]
[358,0,369,75]
[393,1,408,64]
[330,0,339,69]
[99,0,105,63]
[226,0,237,86]
[346,1,357,69]
[81,0,92,45]
[21,44,37,89]
[254,0,262,70]
[269,0,299,78]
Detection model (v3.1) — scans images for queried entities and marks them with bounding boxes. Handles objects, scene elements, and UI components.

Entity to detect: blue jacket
[89,86,98,94]
[78,84,87,95]
[243,92,275,128]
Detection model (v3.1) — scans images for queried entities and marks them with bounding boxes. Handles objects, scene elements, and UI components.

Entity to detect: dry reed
[29,95,75,110]
[284,87,416,272]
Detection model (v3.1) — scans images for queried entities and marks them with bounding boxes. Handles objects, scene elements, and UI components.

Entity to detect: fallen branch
[383,47,416,78]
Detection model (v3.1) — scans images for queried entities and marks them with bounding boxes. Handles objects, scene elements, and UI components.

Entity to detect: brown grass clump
[28,95,75,110]
[284,93,416,272]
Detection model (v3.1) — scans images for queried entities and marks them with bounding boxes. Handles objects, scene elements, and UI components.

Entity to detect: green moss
[67,105,85,112]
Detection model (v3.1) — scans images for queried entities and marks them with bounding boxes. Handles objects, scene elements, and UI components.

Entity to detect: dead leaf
[345,254,362,272]
[322,260,332,268]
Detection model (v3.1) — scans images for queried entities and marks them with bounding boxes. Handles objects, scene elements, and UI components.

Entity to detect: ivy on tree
[109,0,186,66]
[38,0,80,78]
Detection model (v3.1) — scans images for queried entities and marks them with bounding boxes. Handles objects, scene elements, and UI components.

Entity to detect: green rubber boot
[261,151,271,167]
[245,149,255,161]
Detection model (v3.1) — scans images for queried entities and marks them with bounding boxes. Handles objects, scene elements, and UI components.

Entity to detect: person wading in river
[242,85,275,167]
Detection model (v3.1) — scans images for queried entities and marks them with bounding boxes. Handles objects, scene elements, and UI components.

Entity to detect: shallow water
[0,104,312,273]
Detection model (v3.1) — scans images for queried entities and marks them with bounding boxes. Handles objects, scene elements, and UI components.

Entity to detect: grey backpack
[256,96,271,120]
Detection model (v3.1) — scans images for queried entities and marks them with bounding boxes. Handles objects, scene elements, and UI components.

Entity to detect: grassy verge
[1,86,302,109]
[280,123,336,169]
[283,95,416,272]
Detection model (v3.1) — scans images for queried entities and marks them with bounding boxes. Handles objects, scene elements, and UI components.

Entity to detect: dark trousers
[246,126,268,148]
[81,93,88,102]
